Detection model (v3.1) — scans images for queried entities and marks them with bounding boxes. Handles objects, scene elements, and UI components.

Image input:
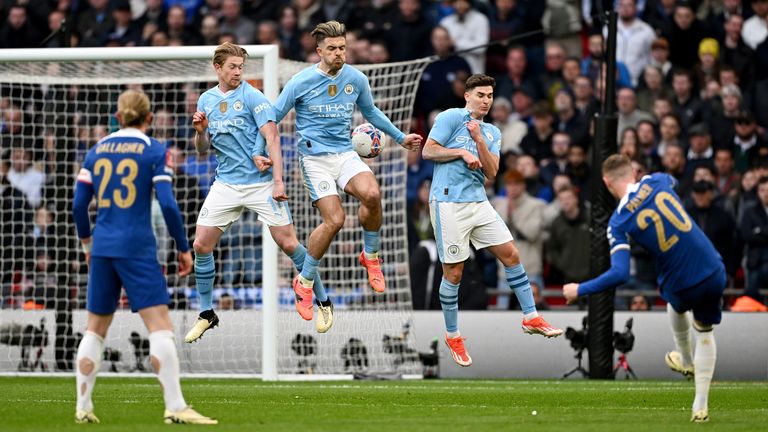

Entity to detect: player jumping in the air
[423,74,563,368]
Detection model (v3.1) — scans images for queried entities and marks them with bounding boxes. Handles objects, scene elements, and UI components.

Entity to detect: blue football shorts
[87,256,169,314]
[663,268,726,325]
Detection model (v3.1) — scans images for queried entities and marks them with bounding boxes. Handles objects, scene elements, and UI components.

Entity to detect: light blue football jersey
[427,108,501,203]
[197,81,275,185]
[273,63,406,156]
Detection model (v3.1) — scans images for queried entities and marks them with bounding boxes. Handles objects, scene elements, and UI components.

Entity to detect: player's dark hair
[117,90,150,127]
[213,42,248,67]
[312,20,346,45]
[602,154,633,179]
[465,74,495,92]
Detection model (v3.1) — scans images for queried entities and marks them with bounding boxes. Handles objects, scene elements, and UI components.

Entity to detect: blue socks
[439,277,460,333]
[290,244,328,302]
[195,252,215,312]
[363,230,380,256]
[505,264,537,316]
[299,253,320,285]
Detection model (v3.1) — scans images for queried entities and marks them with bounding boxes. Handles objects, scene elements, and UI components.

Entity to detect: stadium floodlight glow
[0,46,429,381]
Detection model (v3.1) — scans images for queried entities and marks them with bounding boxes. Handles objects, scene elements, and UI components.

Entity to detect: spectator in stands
[439,0,489,74]
[107,0,142,46]
[663,1,705,69]
[540,42,568,101]
[386,0,432,61]
[510,87,535,123]
[137,0,167,30]
[200,14,221,45]
[733,110,768,171]
[710,84,742,147]
[672,69,705,133]
[256,20,280,49]
[309,0,355,28]
[486,0,525,77]
[416,26,472,118]
[542,0,581,57]
[636,119,661,171]
[546,186,590,284]
[721,14,755,91]
[714,147,741,200]
[492,170,547,308]
[695,38,721,90]
[0,4,43,48]
[617,87,655,137]
[582,34,633,89]
[661,143,691,196]
[492,97,527,155]
[368,40,390,64]
[619,127,640,161]
[652,96,673,123]
[277,5,302,61]
[629,295,651,311]
[516,154,550,202]
[540,132,571,187]
[76,0,115,47]
[165,4,203,45]
[520,101,554,164]
[637,65,671,113]
[542,173,572,227]
[739,175,768,302]
[6,147,44,208]
[658,113,683,157]
[219,0,256,44]
[649,37,673,79]
[218,292,236,310]
[615,0,656,85]
[553,88,588,149]
[687,180,740,278]
[566,144,590,200]
[742,0,768,50]
[572,75,599,121]
[0,157,32,286]
[44,10,68,48]
[434,69,469,111]
[496,45,541,102]
[686,123,715,174]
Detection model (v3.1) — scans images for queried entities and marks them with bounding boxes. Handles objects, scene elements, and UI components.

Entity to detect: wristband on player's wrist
[81,240,93,254]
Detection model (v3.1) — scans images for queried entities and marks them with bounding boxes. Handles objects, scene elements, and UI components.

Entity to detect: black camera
[565,316,588,352]
[613,318,635,354]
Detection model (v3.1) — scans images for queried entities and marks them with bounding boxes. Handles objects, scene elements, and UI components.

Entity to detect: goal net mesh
[0,51,430,377]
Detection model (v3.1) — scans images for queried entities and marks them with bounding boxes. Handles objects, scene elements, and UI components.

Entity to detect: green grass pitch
[1,377,766,431]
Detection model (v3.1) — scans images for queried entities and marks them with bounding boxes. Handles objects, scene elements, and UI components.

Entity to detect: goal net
[0,46,429,378]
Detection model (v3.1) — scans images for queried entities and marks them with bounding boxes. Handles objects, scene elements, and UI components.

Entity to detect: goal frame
[0,45,282,380]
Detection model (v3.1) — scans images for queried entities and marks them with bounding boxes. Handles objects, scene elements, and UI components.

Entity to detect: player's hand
[253,156,273,172]
[84,252,91,266]
[563,283,580,304]
[400,133,423,151]
[462,150,482,170]
[272,180,289,201]
[178,251,193,277]
[192,111,208,133]
[466,120,484,142]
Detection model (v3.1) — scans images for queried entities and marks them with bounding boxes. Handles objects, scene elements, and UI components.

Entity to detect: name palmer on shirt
[95,142,145,154]
[625,183,653,213]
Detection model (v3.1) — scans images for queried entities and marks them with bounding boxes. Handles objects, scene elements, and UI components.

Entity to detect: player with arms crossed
[187,42,334,340]
[72,90,216,424]
[272,21,422,309]
[422,74,563,367]
[563,154,725,422]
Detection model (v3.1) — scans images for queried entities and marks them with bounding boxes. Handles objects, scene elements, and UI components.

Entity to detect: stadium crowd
[2,0,768,319]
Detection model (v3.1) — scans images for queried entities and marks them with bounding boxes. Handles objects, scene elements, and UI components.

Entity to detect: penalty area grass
[0,377,765,431]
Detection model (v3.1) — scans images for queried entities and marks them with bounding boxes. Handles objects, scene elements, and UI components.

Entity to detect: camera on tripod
[562,316,588,378]
[613,318,637,379]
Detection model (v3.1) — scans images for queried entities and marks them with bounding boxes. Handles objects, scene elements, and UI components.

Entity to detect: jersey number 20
[636,191,693,252]
[94,158,138,208]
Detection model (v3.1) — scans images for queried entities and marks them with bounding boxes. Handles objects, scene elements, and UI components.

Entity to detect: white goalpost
[0,46,429,380]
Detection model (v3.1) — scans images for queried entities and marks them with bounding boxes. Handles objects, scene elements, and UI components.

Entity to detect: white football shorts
[429,200,514,264]
[298,151,373,201]
[197,181,292,230]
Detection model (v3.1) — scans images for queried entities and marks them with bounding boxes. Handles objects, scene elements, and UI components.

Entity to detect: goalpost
[0,46,430,379]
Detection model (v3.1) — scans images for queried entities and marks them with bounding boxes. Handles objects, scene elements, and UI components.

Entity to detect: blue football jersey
[427,108,501,203]
[197,81,276,185]
[273,63,406,155]
[77,129,172,258]
[608,173,724,293]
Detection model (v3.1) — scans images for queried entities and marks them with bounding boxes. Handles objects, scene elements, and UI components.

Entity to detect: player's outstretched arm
[422,138,482,169]
[259,121,288,201]
[155,181,192,276]
[192,111,210,155]
[563,248,631,303]
[72,174,95,264]
[467,120,499,181]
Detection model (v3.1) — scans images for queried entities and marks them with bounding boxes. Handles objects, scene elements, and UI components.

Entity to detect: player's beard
[328,57,344,75]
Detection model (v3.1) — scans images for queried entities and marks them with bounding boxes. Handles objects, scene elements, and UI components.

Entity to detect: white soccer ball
[352,123,385,158]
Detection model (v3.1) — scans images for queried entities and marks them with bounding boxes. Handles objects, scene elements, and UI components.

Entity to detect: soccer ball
[352,123,385,158]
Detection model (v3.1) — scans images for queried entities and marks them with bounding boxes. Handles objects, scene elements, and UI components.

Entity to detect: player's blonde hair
[213,42,248,67]
[602,154,633,180]
[117,90,150,127]
[311,20,346,45]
